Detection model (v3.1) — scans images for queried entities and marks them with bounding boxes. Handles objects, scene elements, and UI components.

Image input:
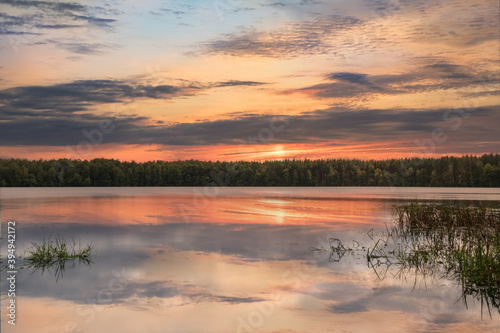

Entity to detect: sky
[0,0,498,162]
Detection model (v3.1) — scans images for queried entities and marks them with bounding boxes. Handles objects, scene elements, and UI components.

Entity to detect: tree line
[0,154,499,187]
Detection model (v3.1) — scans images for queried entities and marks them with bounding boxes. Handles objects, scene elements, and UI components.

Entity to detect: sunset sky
[0,0,498,161]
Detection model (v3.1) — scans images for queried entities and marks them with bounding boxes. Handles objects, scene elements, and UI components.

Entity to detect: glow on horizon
[1,141,485,162]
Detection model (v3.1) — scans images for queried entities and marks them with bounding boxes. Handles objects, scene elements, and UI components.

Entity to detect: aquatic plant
[26,235,93,281]
[322,202,500,317]
[27,235,92,263]
[389,202,500,317]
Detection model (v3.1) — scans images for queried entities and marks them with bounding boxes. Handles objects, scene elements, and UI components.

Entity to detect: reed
[389,202,500,317]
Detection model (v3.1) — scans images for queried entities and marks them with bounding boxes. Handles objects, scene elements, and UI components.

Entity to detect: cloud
[0,0,117,37]
[260,2,287,8]
[427,313,462,325]
[15,221,333,306]
[200,14,362,58]
[328,298,368,314]
[16,222,277,305]
[0,11,41,35]
[0,79,203,114]
[465,34,499,46]
[0,29,41,35]
[0,77,268,117]
[326,286,414,314]
[214,295,265,304]
[327,72,371,84]
[286,61,498,99]
[66,13,116,29]
[215,80,268,87]
[48,40,117,54]
[292,74,388,98]
[158,8,187,16]
[1,100,497,147]
[28,273,267,306]
[0,0,86,12]
[25,268,267,305]
[110,280,181,303]
[34,23,81,29]
[363,0,401,16]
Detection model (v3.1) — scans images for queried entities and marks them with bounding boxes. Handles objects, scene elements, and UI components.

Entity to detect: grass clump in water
[390,201,500,317]
[27,235,93,264]
[26,235,93,281]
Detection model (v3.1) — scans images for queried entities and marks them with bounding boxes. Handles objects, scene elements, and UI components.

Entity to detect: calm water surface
[1,187,499,333]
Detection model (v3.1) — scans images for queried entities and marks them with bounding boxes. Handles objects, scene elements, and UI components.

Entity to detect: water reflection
[0,188,499,333]
[29,256,93,283]
[1,194,391,226]
[328,216,500,319]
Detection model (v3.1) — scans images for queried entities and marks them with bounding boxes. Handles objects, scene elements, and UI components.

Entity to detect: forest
[0,154,499,187]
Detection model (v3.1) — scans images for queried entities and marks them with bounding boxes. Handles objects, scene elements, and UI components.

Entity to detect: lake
[1,187,499,333]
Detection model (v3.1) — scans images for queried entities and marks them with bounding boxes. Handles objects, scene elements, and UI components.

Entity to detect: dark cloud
[289,62,498,99]
[326,286,412,314]
[0,11,31,24]
[215,80,268,87]
[200,14,362,58]
[66,13,116,28]
[427,313,462,325]
[0,11,40,34]
[50,41,117,54]
[0,79,200,114]
[422,63,473,80]
[0,77,279,146]
[465,34,499,46]
[463,89,500,98]
[0,113,148,146]
[110,280,181,303]
[0,29,41,35]
[327,72,370,84]
[0,0,86,12]
[1,101,497,147]
[213,295,265,304]
[260,2,287,8]
[328,298,368,313]
[0,78,267,116]
[0,0,117,37]
[294,74,387,98]
[34,23,81,29]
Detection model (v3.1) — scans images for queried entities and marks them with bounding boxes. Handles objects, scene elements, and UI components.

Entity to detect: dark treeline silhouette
[0,154,499,187]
